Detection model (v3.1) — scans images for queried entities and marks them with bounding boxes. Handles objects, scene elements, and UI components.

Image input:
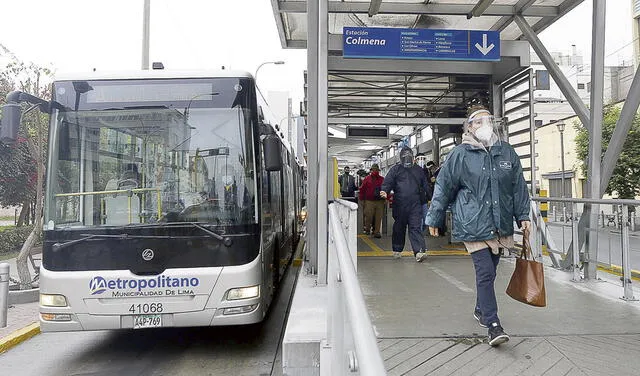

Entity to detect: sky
[0,0,635,113]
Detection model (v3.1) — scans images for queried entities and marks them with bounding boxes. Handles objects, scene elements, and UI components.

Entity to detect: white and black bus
[2,70,304,331]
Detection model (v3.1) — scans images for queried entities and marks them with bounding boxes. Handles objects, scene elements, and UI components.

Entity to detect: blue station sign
[343,27,500,62]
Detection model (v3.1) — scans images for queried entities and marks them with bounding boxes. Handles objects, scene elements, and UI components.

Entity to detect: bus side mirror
[263,135,282,171]
[0,103,21,144]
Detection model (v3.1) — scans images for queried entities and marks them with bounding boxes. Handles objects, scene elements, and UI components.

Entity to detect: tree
[0,44,52,288]
[575,105,640,199]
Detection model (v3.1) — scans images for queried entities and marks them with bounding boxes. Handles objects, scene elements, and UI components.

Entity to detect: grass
[0,225,15,232]
[0,216,14,221]
[0,250,19,261]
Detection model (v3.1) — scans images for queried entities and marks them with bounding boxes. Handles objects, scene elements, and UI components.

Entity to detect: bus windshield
[45,77,257,229]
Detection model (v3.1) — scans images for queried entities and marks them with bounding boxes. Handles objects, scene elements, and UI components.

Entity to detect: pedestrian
[379,147,431,262]
[425,161,439,191]
[423,160,445,235]
[359,164,385,237]
[414,156,434,233]
[425,105,531,347]
[338,166,357,200]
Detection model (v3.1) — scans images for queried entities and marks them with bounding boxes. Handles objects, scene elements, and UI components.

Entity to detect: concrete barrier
[9,288,39,305]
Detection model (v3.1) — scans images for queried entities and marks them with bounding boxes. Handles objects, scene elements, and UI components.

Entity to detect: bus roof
[53,69,254,82]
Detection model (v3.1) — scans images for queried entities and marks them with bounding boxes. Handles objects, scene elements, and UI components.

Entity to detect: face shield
[467,110,500,147]
[399,148,414,168]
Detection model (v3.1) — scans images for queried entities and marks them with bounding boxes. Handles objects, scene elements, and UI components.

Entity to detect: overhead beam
[515,0,585,40]
[278,1,559,17]
[514,15,591,130]
[490,0,538,31]
[328,56,493,75]
[269,0,288,49]
[468,0,496,19]
[368,0,382,17]
[329,117,465,125]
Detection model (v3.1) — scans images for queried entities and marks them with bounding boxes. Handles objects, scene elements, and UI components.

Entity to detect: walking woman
[425,105,531,346]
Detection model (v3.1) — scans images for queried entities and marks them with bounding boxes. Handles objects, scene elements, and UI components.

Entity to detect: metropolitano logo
[89,276,108,295]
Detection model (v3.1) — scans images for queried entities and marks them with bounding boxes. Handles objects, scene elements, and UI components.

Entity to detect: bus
[13,70,304,331]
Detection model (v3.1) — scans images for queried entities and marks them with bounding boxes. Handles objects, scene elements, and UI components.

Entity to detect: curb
[9,288,39,305]
[0,322,40,354]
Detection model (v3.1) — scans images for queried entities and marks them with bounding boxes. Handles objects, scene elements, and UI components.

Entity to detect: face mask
[475,124,494,143]
[371,171,379,177]
[400,149,413,168]
[401,159,413,168]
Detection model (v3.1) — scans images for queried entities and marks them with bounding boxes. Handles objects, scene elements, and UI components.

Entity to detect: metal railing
[322,199,386,376]
[532,196,640,301]
[56,187,162,223]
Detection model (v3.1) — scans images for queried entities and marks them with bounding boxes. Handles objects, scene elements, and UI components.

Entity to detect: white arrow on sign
[475,34,495,55]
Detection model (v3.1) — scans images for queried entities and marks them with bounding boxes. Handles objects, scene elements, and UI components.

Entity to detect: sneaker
[392,252,402,259]
[473,309,488,328]
[415,252,426,262]
[374,233,382,238]
[488,323,509,346]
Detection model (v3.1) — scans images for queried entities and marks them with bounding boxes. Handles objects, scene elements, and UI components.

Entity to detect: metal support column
[306,0,319,275]
[571,203,581,282]
[621,205,636,300]
[585,0,606,280]
[141,0,150,70]
[528,69,537,195]
[514,15,590,130]
[317,0,329,285]
[0,263,9,328]
[432,125,440,164]
[492,83,503,119]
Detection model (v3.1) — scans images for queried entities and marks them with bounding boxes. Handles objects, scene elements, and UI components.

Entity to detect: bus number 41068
[129,303,163,314]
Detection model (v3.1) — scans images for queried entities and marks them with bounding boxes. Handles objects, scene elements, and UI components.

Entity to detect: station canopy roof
[273,0,583,48]
[271,0,584,165]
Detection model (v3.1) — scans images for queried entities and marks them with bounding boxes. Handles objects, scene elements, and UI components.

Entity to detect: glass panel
[46,78,257,228]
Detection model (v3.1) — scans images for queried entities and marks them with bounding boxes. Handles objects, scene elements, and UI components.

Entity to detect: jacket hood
[462,132,502,151]
[461,132,484,149]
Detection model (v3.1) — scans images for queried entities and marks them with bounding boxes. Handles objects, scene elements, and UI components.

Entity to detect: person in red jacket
[359,164,385,238]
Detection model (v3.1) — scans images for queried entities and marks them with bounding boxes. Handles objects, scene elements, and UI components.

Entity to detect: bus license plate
[133,314,162,329]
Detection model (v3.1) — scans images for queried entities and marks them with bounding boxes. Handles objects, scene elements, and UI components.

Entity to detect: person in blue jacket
[425,105,531,347]
[379,147,431,262]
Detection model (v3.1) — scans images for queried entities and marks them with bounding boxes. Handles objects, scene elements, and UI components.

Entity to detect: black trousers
[391,201,426,255]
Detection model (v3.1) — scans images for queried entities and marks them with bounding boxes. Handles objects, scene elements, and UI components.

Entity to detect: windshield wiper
[120,222,233,247]
[186,222,233,247]
[52,233,173,251]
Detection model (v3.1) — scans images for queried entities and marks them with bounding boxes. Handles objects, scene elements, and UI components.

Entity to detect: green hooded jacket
[425,139,530,242]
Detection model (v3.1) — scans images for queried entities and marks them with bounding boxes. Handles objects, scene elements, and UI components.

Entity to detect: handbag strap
[520,228,534,260]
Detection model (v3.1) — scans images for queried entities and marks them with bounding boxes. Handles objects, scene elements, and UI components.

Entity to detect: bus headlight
[40,294,68,307]
[226,285,260,301]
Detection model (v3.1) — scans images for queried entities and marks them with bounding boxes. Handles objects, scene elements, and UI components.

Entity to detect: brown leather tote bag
[506,230,547,307]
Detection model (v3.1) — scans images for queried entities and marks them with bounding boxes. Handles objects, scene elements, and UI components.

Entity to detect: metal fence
[322,199,386,376]
[531,197,640,301]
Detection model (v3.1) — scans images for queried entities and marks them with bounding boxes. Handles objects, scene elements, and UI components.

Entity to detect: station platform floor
[356,232,640,376]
